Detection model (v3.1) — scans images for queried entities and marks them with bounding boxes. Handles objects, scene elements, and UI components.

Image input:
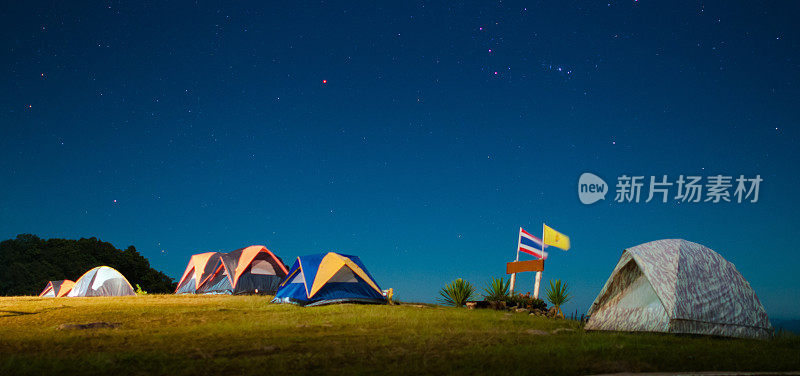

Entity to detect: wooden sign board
[506,260,544,274]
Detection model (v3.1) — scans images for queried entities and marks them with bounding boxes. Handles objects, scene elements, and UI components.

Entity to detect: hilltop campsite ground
[1,295,798,375]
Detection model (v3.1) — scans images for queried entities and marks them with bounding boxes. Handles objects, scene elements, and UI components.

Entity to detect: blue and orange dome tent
[273,252,385,306]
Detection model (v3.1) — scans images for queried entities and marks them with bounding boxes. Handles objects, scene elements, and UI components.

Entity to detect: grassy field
[1,295,798,375]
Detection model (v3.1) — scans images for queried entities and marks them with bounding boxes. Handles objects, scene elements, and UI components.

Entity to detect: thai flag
[519,227,549,259]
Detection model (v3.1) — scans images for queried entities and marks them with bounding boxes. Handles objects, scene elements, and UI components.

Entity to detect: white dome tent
[585,239,772,339]
[67,266,136,297]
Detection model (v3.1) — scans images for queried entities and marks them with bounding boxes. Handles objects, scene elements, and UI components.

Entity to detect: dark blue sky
[2,1,798,317]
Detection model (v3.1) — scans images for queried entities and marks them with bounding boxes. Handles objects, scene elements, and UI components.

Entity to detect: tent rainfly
[175,252,222,294]
[273,252,386,306]
[196,245,288,295]
[39,280,75,298]
[585,239,772,339]
[67,266,136,297]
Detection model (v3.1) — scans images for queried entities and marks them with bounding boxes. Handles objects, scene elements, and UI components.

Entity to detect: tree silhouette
[0,234,175,295]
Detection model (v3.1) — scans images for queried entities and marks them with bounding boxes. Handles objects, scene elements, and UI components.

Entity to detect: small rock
[525,329,550,335]
[57,322,120,330]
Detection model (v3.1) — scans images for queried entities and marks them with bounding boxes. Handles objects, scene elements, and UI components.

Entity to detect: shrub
[504,292,546,310]
[482,276,510,302]
[438,278,475,307]
[545,279,572,318]
[135,284,148,295]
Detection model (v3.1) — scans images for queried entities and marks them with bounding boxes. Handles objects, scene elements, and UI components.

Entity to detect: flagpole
[534,223,544,299]
[510,227,522,294]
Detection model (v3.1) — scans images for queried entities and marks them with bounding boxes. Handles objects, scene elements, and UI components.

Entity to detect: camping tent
[585,239,772,339]
[175,252,222,294]
[273,252,385,306]
[196,245,288,295]
[67,266,136,297]
[39,280,75,297]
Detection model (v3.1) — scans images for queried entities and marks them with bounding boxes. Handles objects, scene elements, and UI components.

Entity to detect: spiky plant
[482,276,510,302]
[545,279,571,318]
[438,278,476,307]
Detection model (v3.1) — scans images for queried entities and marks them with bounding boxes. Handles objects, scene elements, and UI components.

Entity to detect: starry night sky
[2,2,799,317]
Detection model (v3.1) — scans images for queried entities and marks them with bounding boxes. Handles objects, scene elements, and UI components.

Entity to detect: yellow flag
[543,224,570,250]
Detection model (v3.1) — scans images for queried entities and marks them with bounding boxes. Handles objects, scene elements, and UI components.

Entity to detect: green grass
[1,295,798,375]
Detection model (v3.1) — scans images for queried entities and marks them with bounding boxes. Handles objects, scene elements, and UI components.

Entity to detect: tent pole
[534,222,545,299]
[510,227,522,294]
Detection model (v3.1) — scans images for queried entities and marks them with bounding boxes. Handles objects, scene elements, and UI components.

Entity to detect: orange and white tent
[175,252,222,294]
[197,245,288,295]
[39,280,75,297]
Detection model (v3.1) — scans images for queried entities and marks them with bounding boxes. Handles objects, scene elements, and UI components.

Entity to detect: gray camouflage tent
[585,239,772,339]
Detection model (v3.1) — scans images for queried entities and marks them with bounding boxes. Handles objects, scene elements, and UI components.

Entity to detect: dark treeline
[0,234,175,295]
